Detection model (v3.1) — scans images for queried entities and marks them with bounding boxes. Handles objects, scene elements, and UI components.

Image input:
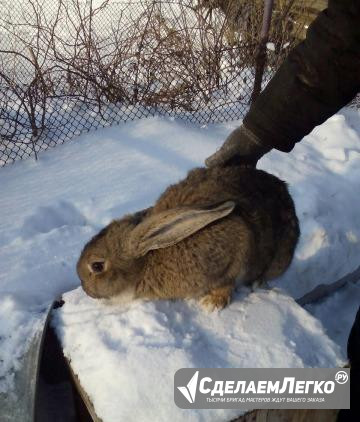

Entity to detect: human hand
[205,125,270,168]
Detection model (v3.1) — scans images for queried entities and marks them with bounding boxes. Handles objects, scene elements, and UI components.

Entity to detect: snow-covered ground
[53,288,342,422]
[1,109,360,419]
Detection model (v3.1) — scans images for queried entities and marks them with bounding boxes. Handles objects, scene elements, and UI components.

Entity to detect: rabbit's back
[139,167,299,299]
[152,166,296,230]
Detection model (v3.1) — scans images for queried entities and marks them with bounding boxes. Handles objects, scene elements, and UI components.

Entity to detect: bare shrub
[0,0,315,165]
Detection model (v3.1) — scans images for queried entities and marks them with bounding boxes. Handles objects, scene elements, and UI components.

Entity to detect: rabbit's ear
[126,201,235,257]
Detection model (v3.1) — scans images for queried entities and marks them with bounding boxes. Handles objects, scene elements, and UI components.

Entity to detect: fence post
[250,0,274,104]
[27,47,43,160]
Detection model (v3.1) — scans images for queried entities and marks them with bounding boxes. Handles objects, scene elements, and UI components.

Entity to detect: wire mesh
[0,0,292,167]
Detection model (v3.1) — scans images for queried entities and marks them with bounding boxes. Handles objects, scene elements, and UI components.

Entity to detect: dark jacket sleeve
[243,0,360,152]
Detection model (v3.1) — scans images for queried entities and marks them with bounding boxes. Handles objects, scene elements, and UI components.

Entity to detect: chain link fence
[0,0,306,166]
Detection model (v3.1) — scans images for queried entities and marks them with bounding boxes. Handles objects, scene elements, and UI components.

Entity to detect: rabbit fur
[77,166,299,310]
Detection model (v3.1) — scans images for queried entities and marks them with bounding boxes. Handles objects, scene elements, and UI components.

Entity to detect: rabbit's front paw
[251,278,270,291]
[200,284,233,312]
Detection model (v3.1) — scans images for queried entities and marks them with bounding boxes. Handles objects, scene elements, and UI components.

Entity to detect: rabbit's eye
[91,261,104,273]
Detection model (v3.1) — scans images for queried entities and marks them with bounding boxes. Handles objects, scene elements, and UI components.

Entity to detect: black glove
[205,125,271,168]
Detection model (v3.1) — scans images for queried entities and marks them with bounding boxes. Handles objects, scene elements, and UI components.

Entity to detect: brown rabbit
[77,166,299,310]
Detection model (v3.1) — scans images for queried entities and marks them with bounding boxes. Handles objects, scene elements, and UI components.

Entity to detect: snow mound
[53,287,343,422]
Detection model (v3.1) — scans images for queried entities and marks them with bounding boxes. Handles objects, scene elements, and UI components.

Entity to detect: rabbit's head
[77,201,235,299]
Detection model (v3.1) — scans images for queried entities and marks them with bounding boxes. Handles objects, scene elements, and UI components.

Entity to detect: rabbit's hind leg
[199,283,234,312]
[264,209,300,281]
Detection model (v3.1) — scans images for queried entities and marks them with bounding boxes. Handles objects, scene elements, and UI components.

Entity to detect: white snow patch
[0,296,45,393]
[306,282,360,354]
[52,287,343,422]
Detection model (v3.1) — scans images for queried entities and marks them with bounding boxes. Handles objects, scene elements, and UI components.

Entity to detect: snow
[1,108,360,419]
[306,281,360,354]
[264,111,360,298]
[0,297,45,393]
[52,287,342,422]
